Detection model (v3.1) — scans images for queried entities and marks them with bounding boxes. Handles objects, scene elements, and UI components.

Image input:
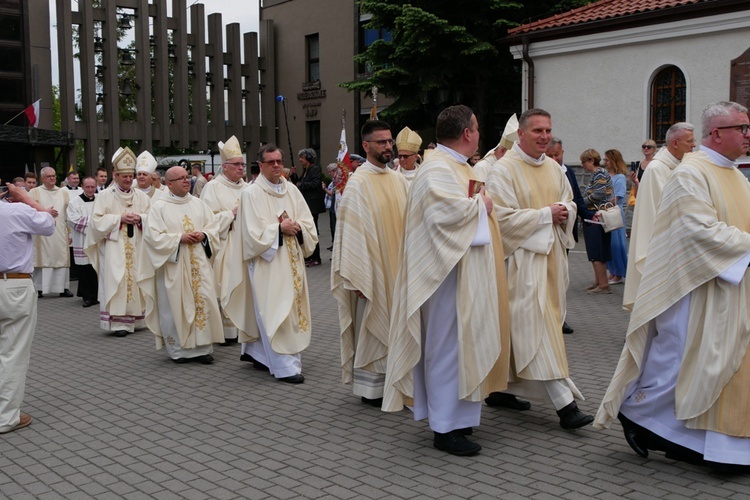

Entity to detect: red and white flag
[24,99,40,128]
[335,125,352,194]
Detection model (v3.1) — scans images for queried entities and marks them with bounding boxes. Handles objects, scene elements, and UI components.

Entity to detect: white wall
[511,10,750,165]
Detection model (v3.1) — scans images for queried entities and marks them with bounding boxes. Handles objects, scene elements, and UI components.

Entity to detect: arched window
[651,66,686,143]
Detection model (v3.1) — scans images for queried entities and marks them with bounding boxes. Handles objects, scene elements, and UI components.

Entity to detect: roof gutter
[522,36,534,109]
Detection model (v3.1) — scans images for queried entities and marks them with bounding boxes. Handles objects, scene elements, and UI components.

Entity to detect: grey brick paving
[2,222,750,499]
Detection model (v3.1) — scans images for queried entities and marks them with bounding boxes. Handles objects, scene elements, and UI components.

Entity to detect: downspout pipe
[522,36,534,109]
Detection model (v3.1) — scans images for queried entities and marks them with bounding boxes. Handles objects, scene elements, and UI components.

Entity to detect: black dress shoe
[38,291,43,298]
[361,397,383,407]
[218,337,238,346]
[562,322,574,334]
[196,354,214,365]
[82,300,92,308]
[172,357,191,364]
[457,427,473,436]
[433,431,482,456]
[557,401,594,429]
[485,392,531,411]
[240,353,270,372]
[618,413,649,458]
[278,373,305,384]
[326,246,333,251]
[60,289,74,297]
[114,330,128,337]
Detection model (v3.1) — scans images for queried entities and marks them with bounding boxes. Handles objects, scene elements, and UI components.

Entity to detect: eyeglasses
[641,145,655,149]
[225,162,247,168]
[398,153,416,160]
[260,159,283,165]
[167,175,189,182]
[715,124,750,135]
[366,139,395,147]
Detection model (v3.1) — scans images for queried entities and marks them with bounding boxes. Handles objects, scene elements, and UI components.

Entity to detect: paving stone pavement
[3,222,750,499]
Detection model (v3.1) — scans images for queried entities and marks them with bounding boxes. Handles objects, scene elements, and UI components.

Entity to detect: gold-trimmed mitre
[499,113,519,150]
[112,146,137,174]
[219,135,243,163]
[395,126,422,154]
[136,150,157,174]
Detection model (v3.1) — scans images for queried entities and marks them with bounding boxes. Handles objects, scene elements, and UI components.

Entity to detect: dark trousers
[69,247,79,281]
[77,264,98,303]
[306,213,321,262]
[328,209,336,244]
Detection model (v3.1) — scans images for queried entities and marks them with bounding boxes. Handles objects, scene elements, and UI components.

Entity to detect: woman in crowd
[628,139,656,201]
[604,149,628,285]
[580,149,613,294]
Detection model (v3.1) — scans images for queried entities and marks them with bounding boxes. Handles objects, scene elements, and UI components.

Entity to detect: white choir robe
[30,186,70,294]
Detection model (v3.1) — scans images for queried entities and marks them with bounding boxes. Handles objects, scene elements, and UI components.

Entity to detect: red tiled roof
[508,0,706,35]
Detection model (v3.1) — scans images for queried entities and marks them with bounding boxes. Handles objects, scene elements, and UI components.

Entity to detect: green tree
[343,0,594,146]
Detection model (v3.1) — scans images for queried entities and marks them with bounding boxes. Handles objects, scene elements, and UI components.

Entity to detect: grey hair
[665,122,694,143]
[40,166,56,177]
[701,101,748,138]
[549,137,563,147]
[326,162,338,173]
[298,148,317,164]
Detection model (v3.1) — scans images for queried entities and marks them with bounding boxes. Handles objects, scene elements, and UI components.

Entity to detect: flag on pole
[335,124,352,194]
[24,99,40,128]
[369,86,378,120]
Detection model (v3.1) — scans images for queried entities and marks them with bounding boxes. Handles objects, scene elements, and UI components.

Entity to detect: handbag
[596,202,624,233]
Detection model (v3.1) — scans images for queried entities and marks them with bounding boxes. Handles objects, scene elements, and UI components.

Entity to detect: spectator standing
[604,149,629,285]
[0,182,55,433]
[294,148,325,267]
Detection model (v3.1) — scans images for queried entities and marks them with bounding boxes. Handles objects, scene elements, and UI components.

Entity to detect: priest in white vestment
[138,166,223,364]
[67,176,99,307]
[225,144,318,384]
[622,122,696,310]
[384,105,511,456]
[472,114,517,182]
[393,126,422,184]
[485,108,593,430]
[596,101,750,472]
[332,120,408,406]
[30,167,73,297]
[201,136,247,347]
[135,150,166,202]
[84,147,151,337]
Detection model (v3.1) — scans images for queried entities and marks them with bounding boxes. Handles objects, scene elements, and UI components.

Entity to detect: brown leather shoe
[0,413,32,434]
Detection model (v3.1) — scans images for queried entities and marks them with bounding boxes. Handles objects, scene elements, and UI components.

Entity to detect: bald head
[165,166,190,197]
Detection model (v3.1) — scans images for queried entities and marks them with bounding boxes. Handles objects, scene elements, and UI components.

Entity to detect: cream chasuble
[383,149,510,412]
[622,148,680,310]
[332,162,408,386]
[486,145,577,383]
[395,165,418,184]
[31,186,70,268]
[84,186,151,328]
[595,149,750,436]
[199,174,247,302]
[224,175,318,354]
[138,194,223,350]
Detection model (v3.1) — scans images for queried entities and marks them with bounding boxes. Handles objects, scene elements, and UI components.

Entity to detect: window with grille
[651,66,686,143]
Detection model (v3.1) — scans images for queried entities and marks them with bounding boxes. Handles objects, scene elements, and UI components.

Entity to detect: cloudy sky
[49,0,260,85]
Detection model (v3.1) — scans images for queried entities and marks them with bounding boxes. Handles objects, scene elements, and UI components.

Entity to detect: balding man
[201,136,248,347]
[622,122,696,310]
[30,166,73,298]
[595,101,750,472]
[138,166,222,364]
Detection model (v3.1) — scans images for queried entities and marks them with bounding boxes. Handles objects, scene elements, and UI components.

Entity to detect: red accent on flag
[24,100,40,128]
[335,126,352,194]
